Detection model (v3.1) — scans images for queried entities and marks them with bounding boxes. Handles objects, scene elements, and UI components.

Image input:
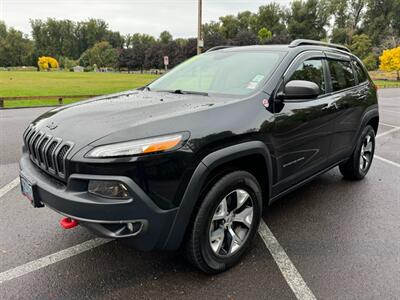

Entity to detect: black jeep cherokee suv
[20,39,379,273]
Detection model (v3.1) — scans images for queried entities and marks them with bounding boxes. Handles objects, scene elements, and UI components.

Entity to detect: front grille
[23,125,73,180]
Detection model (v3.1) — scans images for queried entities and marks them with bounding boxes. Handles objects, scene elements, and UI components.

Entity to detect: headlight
[86,133,185,158]
[88,180,130,199]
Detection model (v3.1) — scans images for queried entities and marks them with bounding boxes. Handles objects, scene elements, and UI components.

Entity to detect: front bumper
[19,154,178,251]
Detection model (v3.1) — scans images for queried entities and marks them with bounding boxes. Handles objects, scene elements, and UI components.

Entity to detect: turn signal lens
[143,138,181,153]
[86,133,185,158]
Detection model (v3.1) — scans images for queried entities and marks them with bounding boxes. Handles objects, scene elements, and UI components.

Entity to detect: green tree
[106,31,125,49]
[0,22,7,39]
[144,44,163,70]
[59,56,78,70]
[363,53,378,71]
[219,15,240,39]
[237,11,257,32]
[79,41,118,68]
[159,31,173,44]
[203,22,227,50]
[118,46,146,72]
[258,27,272,44]
[75,19,109,54]
[30,19,79,59]
[233,30,258,46]
[350,34,377,70]
[349,34,373,58]
[0,22,35,67]
[329,0,366,44]
[256,3,287,37]
[182,38,197,59]
[287,0,330,41]
[125,33,156,48]
[30,18,124,60]
[363,0,399,47]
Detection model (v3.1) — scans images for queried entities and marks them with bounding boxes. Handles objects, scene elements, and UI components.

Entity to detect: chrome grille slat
[23,126,33,141]
[30,132,42,161]
[38,136,50,165]
[25,128,37,150]
[23,126,74,180]
[33,132,44,162]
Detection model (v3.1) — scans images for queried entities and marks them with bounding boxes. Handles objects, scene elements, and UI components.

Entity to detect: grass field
[0,72,158,108]
[369,70,400,88]
[0,71,398,108]
[374,80,400,89]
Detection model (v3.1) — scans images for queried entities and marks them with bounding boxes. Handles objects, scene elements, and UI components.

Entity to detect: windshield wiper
[169,89,209,96]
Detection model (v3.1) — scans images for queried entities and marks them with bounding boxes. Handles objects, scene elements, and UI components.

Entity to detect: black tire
[339,125,376,180]
[183,170,263,274]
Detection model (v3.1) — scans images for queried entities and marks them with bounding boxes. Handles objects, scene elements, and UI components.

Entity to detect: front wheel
[183,171,263,274]
[339,125,376,180]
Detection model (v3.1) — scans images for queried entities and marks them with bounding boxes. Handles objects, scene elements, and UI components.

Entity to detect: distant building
[73,66,84,72]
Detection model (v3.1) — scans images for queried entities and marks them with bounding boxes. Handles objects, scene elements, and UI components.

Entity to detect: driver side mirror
[278,80,320,100]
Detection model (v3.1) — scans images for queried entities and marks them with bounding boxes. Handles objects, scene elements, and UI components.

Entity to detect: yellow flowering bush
[38,56,59,71]
[379,47,400,80]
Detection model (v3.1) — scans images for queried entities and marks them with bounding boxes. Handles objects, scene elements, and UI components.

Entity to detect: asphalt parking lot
[0,88,399,299]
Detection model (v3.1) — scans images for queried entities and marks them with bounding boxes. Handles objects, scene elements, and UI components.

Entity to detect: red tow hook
[60,217,79,229]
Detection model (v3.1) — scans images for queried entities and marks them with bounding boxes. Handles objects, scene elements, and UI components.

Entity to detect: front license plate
[20,175,34,205]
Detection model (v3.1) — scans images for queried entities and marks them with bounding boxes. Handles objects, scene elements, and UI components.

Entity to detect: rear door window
[328,59,356,92]
[289,59,326,94]
[352,60,368,84]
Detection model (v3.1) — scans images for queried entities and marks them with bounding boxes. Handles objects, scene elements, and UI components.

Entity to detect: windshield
[148,50,286,96]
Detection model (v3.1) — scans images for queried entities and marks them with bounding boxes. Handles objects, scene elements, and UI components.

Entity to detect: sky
[0,0,291,38]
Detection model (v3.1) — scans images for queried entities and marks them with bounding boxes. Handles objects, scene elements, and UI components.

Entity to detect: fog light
[88,180,130,199]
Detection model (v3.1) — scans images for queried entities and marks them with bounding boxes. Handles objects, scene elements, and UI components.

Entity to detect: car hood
[30,90,230,150]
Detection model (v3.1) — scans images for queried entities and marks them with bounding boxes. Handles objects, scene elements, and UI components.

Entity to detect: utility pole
[197,0,203,55]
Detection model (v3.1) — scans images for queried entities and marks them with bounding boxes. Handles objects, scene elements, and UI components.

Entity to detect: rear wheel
[339,125,375,180]
[183,170,262,274]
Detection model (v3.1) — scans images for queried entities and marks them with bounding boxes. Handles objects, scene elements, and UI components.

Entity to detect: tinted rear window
[328,60,356,92]
[352,60,368,83]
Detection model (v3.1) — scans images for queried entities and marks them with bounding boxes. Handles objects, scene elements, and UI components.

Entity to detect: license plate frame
[20,174,43,208]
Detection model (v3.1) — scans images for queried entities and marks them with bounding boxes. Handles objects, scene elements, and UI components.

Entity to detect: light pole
[197,0,203,55]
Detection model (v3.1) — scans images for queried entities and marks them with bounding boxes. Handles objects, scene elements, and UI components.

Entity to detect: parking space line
[258,221,317,300]
[375,155,400,169]
[0,177,20,199]
[376,127,400,138]
[0,238,111,285]
[380,122,399,128]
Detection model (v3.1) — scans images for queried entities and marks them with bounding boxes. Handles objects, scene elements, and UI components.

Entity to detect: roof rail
[289,39,350,53]
[206,46,235,53]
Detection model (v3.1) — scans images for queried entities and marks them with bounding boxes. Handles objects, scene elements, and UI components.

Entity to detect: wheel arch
[366,115,379,135]
[361,106,379,132]
[163,141,273,250]
[350,106,379,153]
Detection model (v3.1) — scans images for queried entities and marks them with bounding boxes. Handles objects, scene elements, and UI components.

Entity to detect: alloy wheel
[359,134,374,171]
[209,189,254,256]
